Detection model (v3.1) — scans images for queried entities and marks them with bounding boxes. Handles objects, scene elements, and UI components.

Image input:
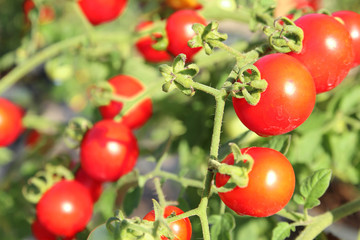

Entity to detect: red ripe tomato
[295,0,321,11]
[332,10,360,67]
[99,75,153,130]
[288,13,354,93]
[166,10,207,61]
[165,0,202,10]
[135,21,172,63]
[0,98,24,147]
[75,168,103,202]
[232,53,316,137]
[78,0,127,25]
[32,218,57,240]
[36,180,93,237]
[215,147,295,217]
[143,206,192,240]
[23,0,55,24]
[80,119,139,182]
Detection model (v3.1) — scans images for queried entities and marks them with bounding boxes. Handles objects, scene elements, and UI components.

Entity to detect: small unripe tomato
[0,98,24,147]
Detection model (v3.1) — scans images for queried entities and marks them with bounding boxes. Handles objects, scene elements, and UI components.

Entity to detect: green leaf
[87,224,113,240]
[266,135,291,155]
[339,85,360,114]
[0,148,13,166]
[293,169,332,209]
[209,213,235,240]
[123,186,143,216]
[272,222,296,240]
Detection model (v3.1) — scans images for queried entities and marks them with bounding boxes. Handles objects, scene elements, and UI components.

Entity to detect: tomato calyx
[22,164,74,204]
[63,117,93,148]
[263,16,304,53]
[188,21,228,55]
[212,143,255,192]
[160,54,199,96]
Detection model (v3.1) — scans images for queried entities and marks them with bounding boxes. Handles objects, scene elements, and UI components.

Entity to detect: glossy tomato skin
[332,10,360,67]
[78,0,127,25]
[166,10,207,61]
[36,180,93,237]
[75,168,103,202]
[0,98,24,147]
[135,21,172,63]
[165,0,201,10]
[233,53,316,137]
[32,218,57,240]
[143,206,192,240]
[80,119,139,182]
[288,13,354,93]
[99,75,152,129]
[215,147,295,217]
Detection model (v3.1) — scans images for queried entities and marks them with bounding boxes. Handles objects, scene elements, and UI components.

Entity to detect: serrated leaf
[294,169,332,209]
[123,186,143,216]
[272,222,296,240]
[208,213,235,240]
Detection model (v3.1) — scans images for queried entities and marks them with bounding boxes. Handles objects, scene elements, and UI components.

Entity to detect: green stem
[296,198,360,240]
[154,178,167,207]
[191,81,221,97]
[69,0,94,39]
[207,40,245,59]
[165,208,199,224]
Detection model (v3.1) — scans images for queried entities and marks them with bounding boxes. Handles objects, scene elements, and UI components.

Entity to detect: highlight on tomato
[143,206,192,240]
[135,21,172,63]
[78,0,127,25]
[80,119,139,182]
[215,147,295,217]
[288,13,354,93]
[0,98,24,147]
[36,180,93,238]
[232,53,316,137]
[332,10,360,67]
[98,74,153,130]
[165,10,207,61]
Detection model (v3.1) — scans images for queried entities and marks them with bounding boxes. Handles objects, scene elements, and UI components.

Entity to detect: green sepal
[151,35,168,51]
[88,81,114,107]
[63,117,93,149]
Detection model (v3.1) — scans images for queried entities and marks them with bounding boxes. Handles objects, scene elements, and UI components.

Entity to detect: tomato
[287,13,354,93]
[75,168,103,202]
[36,180,93,237]
[32,218,57,240]
[23,0,55,24]
[232,53,316,137]
[165,10,207,61]
[332,10,360,67]
[0,98,24,147]
[98,75,152,129]
[80,119,139,182]
[165,0,201,10]
[135,21,172,63]
[295,0,321,11]
[143,206,192,240]
[78,0,127,25]
[215,147,295,217]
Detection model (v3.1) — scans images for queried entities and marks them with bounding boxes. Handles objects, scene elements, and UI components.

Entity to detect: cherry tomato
[80,119,139,182]
[32,218,57,240]
[232,53,316,137]
[78,0,127,25]
[165,0,201,10]
[165,10,207,61]
[36,180,93,237]
[332,10,360,67]
[295,0,321,11]
[135,21,172,63]
[0,98,24,147]
[98,75,153,130]
[143,206,192,240]
[23,0,55,24]
[75,168,103,202]
[215,147,295,217]
[288,13,354,93]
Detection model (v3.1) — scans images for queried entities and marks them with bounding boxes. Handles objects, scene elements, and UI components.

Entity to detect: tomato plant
[36,180,93,238]
[332,10,360,67]
[232,53,316,136]
[23,0,55,24]
[75,168,103,202]
[80,119,139,182]
[0,98,24,147]
[135,21,172,63]
[98,74,153,129]
[215,147,295,217]
[165,10,207,61]
[288,13,354,93]
[143,206,192,240]
[78,0,127,25]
